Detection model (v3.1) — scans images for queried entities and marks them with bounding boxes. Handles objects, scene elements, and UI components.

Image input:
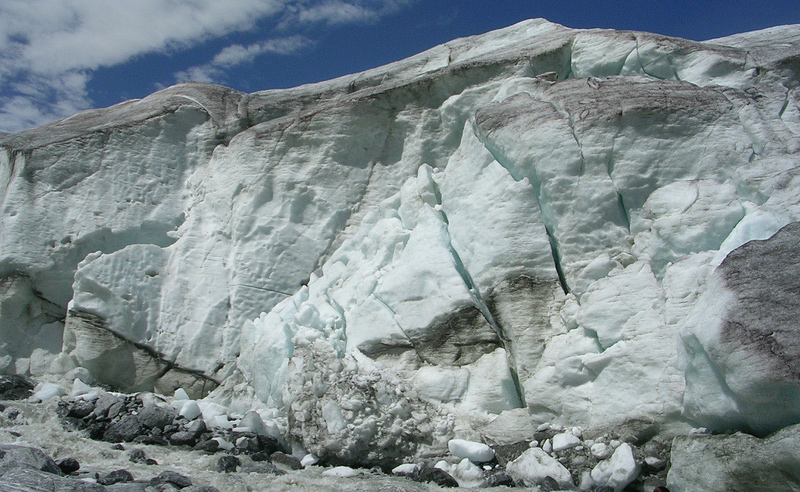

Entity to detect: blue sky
[1,0,798,133]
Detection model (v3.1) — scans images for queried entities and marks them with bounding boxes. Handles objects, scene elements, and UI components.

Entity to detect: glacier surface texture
[2,18,800,471]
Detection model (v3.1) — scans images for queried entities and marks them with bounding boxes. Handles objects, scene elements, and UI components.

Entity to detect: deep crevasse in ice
[2,19,800,463]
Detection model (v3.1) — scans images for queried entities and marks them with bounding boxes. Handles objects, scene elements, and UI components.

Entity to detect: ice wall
[2,19,800,460]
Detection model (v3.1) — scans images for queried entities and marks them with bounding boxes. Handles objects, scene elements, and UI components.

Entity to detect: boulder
[668,423,800,491]
[0,375,34,400]
[0,444,63,475]
[0,466,103,491]
[505,447,573,489]
[103,415,144,443]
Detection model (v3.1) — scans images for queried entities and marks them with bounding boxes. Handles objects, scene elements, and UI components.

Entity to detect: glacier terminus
[2,19,800,491]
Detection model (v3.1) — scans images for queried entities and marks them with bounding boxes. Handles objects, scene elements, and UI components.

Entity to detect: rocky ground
[0,374,675,491]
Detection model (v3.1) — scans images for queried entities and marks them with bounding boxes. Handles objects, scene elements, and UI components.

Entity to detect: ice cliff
[2,18,800,469]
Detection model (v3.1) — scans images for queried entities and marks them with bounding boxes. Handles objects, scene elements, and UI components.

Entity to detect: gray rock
[668,423,800,491]
[486,470,515,487]
[182,486,221,492]
[269,452,302,471]
[0,444,63,475]
[0,466,104,491]
[128,449,148,464]
[150,470,192,488]
[234,435,259,453]
[539,476,560,492]
[0,375,34,400]
[105,483,153,492]
[106,401,125,420]
[104,415,144,443]
[69,399,97,419]
[57,457,81,474]
[216,455,240,473]
[98,469,135,485]
[411,466,459,488]
[168,431,197,447]
[184,419,207,438]
[192,439,218,453]
[93,393,123,419]
[137,404,176,430]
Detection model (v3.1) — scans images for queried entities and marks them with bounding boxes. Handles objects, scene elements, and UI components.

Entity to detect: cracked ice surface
[3,18,800,464]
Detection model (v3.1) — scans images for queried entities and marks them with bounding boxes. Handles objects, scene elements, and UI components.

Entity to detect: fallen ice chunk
[552,432,582,452]
[31,383,65,401]
[434,460,452,472]
[301,454,319,468]
[454,458,485,486]
[448,438,495,463]
[179,401,202,421]
[323,466,359,477]
[506,447,573,488]
[590,442,611,459]
[213,414,234,429]
[213,437,233,450]
[392,463,416,475]
[240,411,267,436]
[71,379,93,397]
[590,442,640,492]
[197,400,228,423]
[173,388,190,401]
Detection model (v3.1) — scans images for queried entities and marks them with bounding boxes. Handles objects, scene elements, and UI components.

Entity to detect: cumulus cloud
[0,0,414,133]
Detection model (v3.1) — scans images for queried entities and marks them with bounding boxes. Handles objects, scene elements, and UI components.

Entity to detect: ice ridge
[2,19,800,473]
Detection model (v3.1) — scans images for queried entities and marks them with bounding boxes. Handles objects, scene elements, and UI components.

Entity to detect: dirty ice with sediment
[2,18,800,491]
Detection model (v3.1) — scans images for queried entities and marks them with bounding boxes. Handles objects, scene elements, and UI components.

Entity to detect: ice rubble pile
[2,18,800,477]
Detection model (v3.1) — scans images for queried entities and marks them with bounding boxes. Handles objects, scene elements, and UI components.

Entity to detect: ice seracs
[2,17,800,480]
[448,439,495,463]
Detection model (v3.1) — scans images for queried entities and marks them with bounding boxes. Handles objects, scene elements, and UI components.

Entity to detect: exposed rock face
[2,18,800,466]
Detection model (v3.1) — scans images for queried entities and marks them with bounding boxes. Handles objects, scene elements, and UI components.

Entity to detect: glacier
[2,18,800,488]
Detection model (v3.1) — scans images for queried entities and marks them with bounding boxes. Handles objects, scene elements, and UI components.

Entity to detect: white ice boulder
[322,466,359,478]
[173,388,190,401]
[448,439,495,463]
[197,400,228,423]
[70,378,93,397]
[392,463,416,475]
[239,411,267,436]
[31,382,65,402]
[552,432,582,452]
[590,443,611,459]
[453,458,486,487]
[590,443,640,492]
[301,454,319,468]
[212,437,233,450]
[506,447,573,488]
[179,401,202,421]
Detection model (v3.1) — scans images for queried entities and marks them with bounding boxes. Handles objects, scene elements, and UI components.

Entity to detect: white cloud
[296,1,380,25]
[213,36,313,66]
[281,0,413,27]
[0,0,415,132]
[0,71,92,133]
[0,1,285,74]
[176,36,313,84]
